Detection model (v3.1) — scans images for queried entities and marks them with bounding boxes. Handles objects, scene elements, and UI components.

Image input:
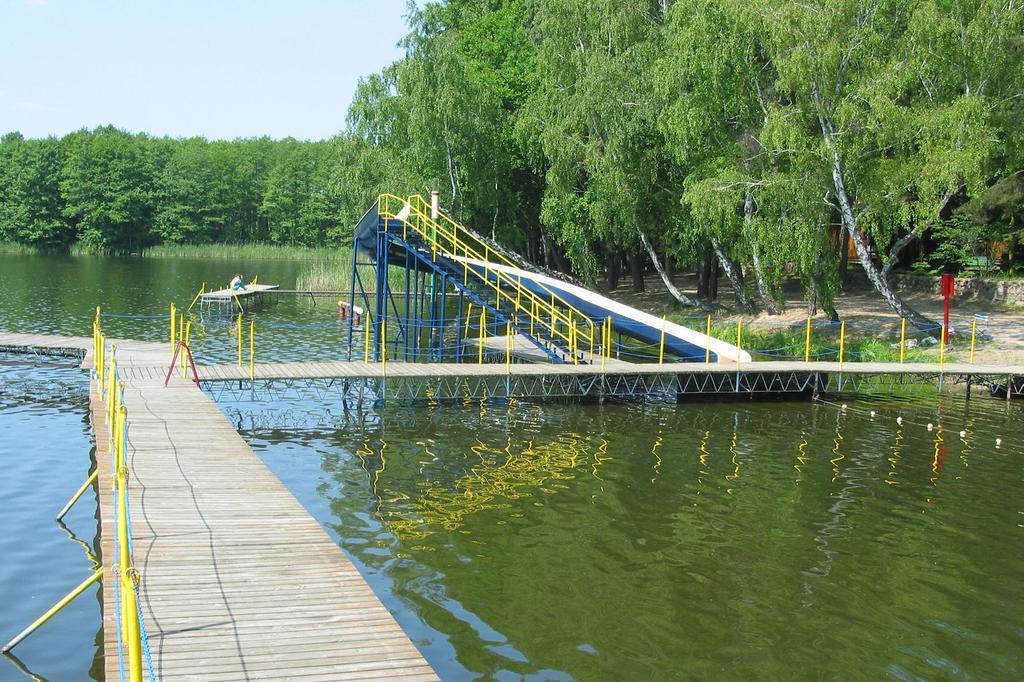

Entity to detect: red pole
[941,274,954,346]
[943,296,950,346]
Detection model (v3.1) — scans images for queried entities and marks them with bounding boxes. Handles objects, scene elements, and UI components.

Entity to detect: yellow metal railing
[378,193,595,358]
[6,318,147,681]
[103,343,146,681]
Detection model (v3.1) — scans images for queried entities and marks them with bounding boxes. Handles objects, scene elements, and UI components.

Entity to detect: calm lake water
[1,252,1022,680]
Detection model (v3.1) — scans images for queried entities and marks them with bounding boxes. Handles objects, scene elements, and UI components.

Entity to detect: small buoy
[841,404,848,411]
[927,423,934,431]
[870,410,876,418]
[959,430,967,438]
[896,416,903,425]
[996,437,1002,447]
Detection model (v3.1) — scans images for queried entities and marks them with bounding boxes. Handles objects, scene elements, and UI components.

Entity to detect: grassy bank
[143,243,343,260]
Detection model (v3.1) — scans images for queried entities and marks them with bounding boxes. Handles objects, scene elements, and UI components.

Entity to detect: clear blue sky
[0,0,411,140]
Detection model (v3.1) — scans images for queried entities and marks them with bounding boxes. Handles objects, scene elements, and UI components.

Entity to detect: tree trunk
[605,246,621,290]
[628,248,645,293]
[697,252,710,300]
[816,107,934,328]
[637,226,710,310]
[710,236,754,312]
[838,225,850,285]
[745,192,779,314]
[709,257,719,301]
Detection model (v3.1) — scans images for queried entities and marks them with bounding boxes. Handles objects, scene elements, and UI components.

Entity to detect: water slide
[459,258,750,364]
[355,198,749,364]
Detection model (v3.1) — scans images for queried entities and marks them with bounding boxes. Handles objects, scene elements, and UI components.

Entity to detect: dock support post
[374,232,388,362]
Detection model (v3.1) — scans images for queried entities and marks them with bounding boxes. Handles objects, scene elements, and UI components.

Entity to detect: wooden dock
[2,332,438,681]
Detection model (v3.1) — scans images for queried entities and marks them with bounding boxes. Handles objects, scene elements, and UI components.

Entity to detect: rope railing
[101,322,155,681]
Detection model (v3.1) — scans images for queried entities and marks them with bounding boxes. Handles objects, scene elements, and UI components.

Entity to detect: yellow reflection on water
[652,431,663,484]
[830,419,845,483]
[725,424,740,494]
[886,425,904,486]
[794,430,809,482]
[381,430,596,541]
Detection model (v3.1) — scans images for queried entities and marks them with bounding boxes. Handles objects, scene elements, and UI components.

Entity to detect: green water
[1,253,1022,680]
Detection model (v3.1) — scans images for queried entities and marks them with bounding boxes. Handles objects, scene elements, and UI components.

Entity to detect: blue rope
[123,450,158,681]
[102,313,168,319]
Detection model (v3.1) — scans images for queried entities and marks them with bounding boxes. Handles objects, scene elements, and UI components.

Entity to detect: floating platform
[199,284,280,312]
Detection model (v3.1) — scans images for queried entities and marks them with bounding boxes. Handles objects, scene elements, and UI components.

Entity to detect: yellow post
[381,322,387,377]
[659,315,667,364]
[839,320,846,369]
[115,406,136,654]
[178,313,186,373]
[236,314,242,368]
[804,316,812,363]
[970,318,977,364]
[705,314,712,363]
[571,320,578,365]
[106,348,117,424]
[601,318,608,372]
[530,300,535,338]
[939,324,946,371]
[249,319,255,380]
[899,318,907,364]
[550,293,556,329]
[506,322,512,374]
[477,307,485,364]
[169,303,176,357]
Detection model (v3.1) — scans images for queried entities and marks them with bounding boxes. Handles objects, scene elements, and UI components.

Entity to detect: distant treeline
[0,128,387,253]
[2,0,1023,325]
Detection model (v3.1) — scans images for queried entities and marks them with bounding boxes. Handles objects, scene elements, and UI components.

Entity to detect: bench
[964,255,992,275]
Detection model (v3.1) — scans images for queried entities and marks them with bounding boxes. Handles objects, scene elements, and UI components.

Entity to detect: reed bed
[297,257,407,292]
[143,243,341,260]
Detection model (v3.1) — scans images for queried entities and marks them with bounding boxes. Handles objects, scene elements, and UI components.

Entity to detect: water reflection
[0,356,101,681]
[245,396,1024,680]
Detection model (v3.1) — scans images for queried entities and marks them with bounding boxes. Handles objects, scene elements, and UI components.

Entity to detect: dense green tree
[0,133,68,249]
[60,127,169,252]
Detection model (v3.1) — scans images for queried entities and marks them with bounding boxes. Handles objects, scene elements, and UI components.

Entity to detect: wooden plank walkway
[3,332,437,681]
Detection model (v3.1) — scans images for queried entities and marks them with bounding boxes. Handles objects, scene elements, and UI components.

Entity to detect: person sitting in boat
[230,273,245,291]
